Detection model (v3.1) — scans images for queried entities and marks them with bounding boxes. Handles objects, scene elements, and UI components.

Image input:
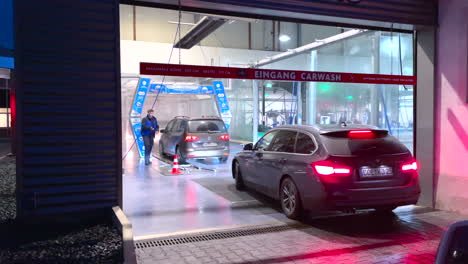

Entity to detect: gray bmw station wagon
[232,125,420,219]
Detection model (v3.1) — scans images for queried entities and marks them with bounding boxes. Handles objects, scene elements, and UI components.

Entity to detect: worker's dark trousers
[143,135,154,163]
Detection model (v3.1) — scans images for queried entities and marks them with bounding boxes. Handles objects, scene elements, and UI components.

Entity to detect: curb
[0,153,12,161]
[230,140,251,144]
[112,206,137,264]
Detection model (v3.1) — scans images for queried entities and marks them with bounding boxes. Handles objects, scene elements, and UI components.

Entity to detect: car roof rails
[174,116,190,119]
[200,115,222,119]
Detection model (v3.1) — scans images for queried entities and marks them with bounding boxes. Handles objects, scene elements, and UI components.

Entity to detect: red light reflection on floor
[182,183,199,227]
[184,183,198,209]
[214,194,231,225]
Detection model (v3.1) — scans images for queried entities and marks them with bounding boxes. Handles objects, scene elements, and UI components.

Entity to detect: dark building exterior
[13,0,441,218]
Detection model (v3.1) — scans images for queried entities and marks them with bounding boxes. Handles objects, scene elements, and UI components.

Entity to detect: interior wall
[120,40,311,74]
[119,4,344,52]
[120,4,134,41]
[300,24,341,47]
[435,0,468,214]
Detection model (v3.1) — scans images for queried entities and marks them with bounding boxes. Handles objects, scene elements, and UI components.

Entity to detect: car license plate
[203,142,218,147]
[360,166,393,178]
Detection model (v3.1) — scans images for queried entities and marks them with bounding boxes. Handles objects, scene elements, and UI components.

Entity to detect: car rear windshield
[320,134,409,156]
[188,120,227,133]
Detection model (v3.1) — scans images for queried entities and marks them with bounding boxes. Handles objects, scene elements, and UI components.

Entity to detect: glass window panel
[256,131,277,151]
[295,133,316,154]
[268,130,296,152]
[0,113,9,128]
[188,120,227,133]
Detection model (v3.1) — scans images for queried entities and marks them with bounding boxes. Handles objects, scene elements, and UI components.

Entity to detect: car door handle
[279,158,288,164]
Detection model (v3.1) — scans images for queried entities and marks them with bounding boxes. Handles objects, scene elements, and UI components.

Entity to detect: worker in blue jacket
[141,109,159,165]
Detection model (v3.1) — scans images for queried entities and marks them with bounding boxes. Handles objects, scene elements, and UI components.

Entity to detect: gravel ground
[0,156,123,264]
[0,155,16,221]
[0,223,123,264]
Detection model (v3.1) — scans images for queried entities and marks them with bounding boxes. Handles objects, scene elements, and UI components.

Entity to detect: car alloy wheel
[280,178,302,219]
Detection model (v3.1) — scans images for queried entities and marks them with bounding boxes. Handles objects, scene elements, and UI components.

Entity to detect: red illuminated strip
[349,130,372,134]
[348,130,375,139]
[140,63,417,86]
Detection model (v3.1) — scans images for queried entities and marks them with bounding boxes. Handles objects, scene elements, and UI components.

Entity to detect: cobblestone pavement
[136,209,468,264]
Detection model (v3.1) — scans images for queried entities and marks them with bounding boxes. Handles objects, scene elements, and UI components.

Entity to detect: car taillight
[348,130,375,139]
[185,135,199,142]
[401,161,418,172]
[312,160,352,177]
[219,135,230,141]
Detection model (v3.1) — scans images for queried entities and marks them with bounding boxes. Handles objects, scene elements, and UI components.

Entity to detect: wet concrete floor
[123,142,293,237]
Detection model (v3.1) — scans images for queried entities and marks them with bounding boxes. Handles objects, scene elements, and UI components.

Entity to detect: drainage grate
[135,224,301,249]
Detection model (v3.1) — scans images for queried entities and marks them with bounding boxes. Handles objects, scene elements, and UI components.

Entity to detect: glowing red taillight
[401,161,418,172]
[312,160,352,176]
[219,135,230,141]
[185,135,199,142]
[348,130,375,139]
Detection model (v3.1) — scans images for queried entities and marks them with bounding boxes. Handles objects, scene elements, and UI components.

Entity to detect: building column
[415,26,435,207]
[370,32,381,126]
[307,50,317,125]
[297,82,302,125]
[252,80,259,143]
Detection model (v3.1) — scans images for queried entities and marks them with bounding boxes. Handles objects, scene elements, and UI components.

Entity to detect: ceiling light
[174,16,226,49]
[279,35,291,42]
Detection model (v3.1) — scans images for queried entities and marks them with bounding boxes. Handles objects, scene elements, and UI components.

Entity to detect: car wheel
[234,161,245,190]
[280,178,302,219]
[176,147,186,164]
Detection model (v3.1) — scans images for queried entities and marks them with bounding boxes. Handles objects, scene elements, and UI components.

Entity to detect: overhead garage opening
[119,4,417,238]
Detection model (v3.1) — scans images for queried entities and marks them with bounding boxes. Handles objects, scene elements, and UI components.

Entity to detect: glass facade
[224,79,254,142]
[255,31,414,152]
[120,5,415,151]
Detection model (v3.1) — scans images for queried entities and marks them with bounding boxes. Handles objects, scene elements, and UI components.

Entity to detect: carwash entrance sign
[140,63,417,86]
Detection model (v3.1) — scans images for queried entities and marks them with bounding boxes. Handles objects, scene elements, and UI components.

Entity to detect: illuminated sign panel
[0,0,14,69]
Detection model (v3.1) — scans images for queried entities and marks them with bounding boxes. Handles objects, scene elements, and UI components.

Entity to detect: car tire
[234,161,245,190]
[280,177,303,219]
[374,206,397,215]
[176,147,186,164]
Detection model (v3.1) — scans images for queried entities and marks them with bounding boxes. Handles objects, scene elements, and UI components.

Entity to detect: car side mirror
[160,129,166,134]
[243,143,254,151]
[436,220,468,264]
